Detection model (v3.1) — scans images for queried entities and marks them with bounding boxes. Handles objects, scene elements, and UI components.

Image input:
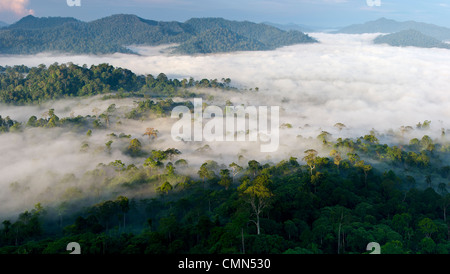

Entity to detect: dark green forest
[0,63,232,104]
[0,14,317,55]
[0,63,449,255]
[1,106,449,254]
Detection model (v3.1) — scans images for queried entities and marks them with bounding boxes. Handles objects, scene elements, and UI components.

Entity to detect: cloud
[2,33,449,137]
[0,0,34,16]
[1,33,450,215]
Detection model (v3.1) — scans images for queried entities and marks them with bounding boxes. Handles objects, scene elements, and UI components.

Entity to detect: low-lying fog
[0,33,449,216]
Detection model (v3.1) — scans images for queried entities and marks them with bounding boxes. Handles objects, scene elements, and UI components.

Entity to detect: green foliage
[374,29,450,49]
[0,63,233,105]
[181,17,317,54]
[0,15,317,55]
[127,138,143,157]
[1,122,450,254]
[125,99,193,119]
[0,115,20,133]
[0,63,143,104]
[175,27,267,54]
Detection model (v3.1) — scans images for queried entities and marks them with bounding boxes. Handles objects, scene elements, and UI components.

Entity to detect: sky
[1,0,450,28]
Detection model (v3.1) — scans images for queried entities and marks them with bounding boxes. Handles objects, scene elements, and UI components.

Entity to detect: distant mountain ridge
[259,22,315,32]
[374,29,450,50]
[174,27,267,54]
[6,16,80,30]
[336,17,450,41]
[0,14,317,55]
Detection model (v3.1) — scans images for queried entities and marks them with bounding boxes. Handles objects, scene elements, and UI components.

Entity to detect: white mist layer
[0,33,449,216]
[1,33,449,134]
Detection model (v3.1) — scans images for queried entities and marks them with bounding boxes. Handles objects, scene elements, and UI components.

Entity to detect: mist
[2,32,449,133]
[0,32,449,216]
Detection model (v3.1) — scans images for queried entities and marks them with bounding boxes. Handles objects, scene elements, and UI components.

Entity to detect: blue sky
[1,0,450,28]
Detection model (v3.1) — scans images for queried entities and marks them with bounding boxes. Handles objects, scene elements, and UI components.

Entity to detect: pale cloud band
[0,0,34,16]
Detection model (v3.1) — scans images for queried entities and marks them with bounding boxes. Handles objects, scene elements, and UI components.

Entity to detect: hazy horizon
[2,0,450,29]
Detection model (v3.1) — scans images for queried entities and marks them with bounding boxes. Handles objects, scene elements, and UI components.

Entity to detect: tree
[197,162,215,187]
[347,153,360,165]
[219,169,232,190]
[419,237,436,254]
[106,104,116,113]
[46,109,59,128]
[334,123,346,132]
[440,194,450,223]
[317,131,332,145]
[284,220,298,240]
[417,120,431,130]
[150,150,168,162]
[93,119,102,129]
[392,213,412,240]
[247,160,261,177]
[165,148,181,161]
[382,240,405,254]
[418,217,438,238]
[159,214,177,242]
[303,149,318,176]
[329,149,342,173]
[99,113,110,128]
[92,200,117,231]
[116,196,129,229]
[26,116,38,127]
[229,162,243,183]
[143,127,158,140]
[420,135,434,151]
[158,181,173,196]
[165,163,175,176]
[363,133,379,144]
[128,138,142,156]
[310,172,323,193]
[399,125,413,141]
[289,157,299,167]
[56,202,68,230]
[355,160,372,186]
[105,140,113,153]
[238,172,274,235]
[321,206,351,254]
[110,160,125,174]
[175,159,188,167]
[144,157,164,174]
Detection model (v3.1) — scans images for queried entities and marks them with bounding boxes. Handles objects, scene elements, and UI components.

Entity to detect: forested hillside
[0,14,317,55]
[175,28,267,54]
[336,17,450,41]
[374,29,450,49]
[0,63,233,104]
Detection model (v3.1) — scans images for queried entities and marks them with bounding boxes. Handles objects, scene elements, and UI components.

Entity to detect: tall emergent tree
[238,171,274,235]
